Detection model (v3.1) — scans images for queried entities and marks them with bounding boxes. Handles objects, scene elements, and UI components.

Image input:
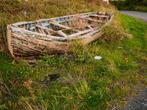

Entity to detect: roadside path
[121,11,147,22]
[123,89,147,110]
[120,10,147,110]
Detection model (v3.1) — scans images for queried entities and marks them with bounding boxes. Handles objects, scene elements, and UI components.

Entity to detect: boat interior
[11,12,112,39]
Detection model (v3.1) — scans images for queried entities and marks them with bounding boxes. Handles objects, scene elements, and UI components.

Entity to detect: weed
[101,13,127,42]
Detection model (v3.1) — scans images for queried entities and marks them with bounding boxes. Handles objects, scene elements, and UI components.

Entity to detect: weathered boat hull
[7,12,113,59]
[7,28,69,58]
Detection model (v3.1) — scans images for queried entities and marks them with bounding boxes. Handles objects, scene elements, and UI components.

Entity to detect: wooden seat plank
[83,18,103,23]
[90,14,109,18]
[50,22,71,29]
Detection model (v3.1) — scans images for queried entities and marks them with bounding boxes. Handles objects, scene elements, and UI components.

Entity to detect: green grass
[0,1,147,109]
[1,14,147,110]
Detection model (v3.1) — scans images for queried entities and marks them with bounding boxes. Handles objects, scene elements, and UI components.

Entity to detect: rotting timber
[7,12,113,59]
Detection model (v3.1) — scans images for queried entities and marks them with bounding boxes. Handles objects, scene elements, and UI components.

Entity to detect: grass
[0,0,110,24]
[0,13,147,110]
[0,1,147,110]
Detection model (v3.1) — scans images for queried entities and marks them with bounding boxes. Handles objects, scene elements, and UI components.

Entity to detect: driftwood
[7,12,113,59]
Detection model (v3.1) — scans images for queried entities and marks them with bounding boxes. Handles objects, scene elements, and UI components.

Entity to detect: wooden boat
[7,12,113,58]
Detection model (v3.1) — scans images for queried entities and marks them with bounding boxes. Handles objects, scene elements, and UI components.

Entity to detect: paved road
[121,11,147,22]
[123,89,147,110]
[119,10,147,110]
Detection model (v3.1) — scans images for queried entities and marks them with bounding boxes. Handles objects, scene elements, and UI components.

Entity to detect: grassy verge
[0,13,147,110]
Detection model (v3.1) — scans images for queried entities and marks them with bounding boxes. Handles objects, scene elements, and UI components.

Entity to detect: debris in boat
[7,12,113,59]
[94,56,102,60]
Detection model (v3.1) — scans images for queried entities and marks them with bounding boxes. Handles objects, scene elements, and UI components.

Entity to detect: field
[0,0,147,110]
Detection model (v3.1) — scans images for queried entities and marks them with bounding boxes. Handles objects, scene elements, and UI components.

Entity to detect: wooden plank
[69,29,92,38]
[36,25,56,34]
[90,14,109,18]
[12,33,69,50]
[50,22,71,29]
[87,25,93,30]
[81,31,103,45]
[37,28,46,34]
[11,26,67,41]
[12,39,42,54]
[57,30,68,38]
[83,18,103,23]
[11,33,70,57]
[36,25,49,34]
